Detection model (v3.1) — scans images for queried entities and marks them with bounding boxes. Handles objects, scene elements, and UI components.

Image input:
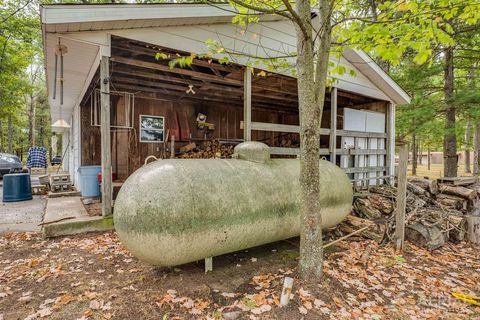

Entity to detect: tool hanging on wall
[53,39,68,105]
[186,84,195,95]
[196,113,215,139]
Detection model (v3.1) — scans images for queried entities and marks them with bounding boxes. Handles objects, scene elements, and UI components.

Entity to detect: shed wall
[80,96,300,178]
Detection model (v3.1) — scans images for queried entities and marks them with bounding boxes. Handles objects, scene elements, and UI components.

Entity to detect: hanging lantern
[52,38,70,133]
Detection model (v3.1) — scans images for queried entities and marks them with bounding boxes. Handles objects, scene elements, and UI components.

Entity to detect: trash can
[3,173,33,202]
[78,166,102,197]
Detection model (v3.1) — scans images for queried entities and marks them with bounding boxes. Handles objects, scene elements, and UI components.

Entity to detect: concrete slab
[0,179,46,233]
[43,215,114,238]
[43,196,114,237]
[44,196,88,223]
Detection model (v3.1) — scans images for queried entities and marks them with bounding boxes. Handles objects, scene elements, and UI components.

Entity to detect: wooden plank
[438,176,478,186]
[395,143,409,252]
[386,103,394,185]
[337,130,387,138]
[330,87,337,164]
[344,166,387,174]
[350,175,393,182]
[270,147,346,156]
[353,138,361,189]
[243,69,252,141]
[100,56,112,216]
[112,74,298,104]
[349,149,387,155]
[111,56,243,86]
[243,121,330,135]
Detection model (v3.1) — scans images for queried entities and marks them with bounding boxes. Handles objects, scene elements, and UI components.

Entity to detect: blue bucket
[78,166,102,197]
[3,173,33,202]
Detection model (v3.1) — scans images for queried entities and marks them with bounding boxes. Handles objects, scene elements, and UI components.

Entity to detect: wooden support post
[100,56,112,216]
[395,142,408,252]
[170,135,175,159]
[386,103,395,185]
[330,87,337,164]
[280,276,294,306]
[205,257,213,273]
[467,216,480,244]
[243,68,252,141]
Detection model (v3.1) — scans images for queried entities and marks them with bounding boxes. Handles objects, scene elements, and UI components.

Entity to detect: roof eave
[343,48,411,105]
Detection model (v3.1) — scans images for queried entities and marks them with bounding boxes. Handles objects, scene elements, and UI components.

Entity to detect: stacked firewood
[277,133,300,148]
[178,139,234,159]
[352,177,479,249]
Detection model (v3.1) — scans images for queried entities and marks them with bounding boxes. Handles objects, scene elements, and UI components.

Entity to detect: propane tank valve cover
[233,141,270,163]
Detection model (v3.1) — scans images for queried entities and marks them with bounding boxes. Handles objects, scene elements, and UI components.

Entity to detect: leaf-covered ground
[0,231,478,320]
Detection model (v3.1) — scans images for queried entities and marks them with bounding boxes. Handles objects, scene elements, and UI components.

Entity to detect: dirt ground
[0,231,479,320]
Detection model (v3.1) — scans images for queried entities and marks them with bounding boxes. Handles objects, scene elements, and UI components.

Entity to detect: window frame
[139,114,165,143]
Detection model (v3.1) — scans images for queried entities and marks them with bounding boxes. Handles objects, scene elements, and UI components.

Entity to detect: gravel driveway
[0,176,46,233]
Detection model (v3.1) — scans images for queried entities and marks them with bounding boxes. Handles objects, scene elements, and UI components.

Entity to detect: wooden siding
[80,95,300,179]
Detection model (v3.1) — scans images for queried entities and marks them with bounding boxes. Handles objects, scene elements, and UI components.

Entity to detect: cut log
[405,222,445,250]
[467,215,480,244]
[408,177,439,195]
[353,194,394,219]
[448,216,467,243]
[179,142,196,153]
[439,184,477,201]
[436,194,465,210]
[407,182,429,197]
[347,215,375,227]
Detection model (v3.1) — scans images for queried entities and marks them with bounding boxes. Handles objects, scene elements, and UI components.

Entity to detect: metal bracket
[204,257,213,273]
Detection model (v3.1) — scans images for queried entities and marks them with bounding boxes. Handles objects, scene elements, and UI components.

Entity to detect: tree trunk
[296,0,331,281]
[474,122,480,175]
[418,140,422,165]
[427,145,431,171]
[443,46,457,177]
[0,120,3,152]
[412,133,417,175]
[7,114,13,153]
[28,94,36,146]
[465,119,472,173]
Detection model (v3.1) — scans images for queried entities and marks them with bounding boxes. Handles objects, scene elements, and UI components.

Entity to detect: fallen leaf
[298,306,308,314]
[89,299,102,310]
[38,307,52,318]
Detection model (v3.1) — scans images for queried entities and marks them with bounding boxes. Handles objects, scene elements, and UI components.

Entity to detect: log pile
[352,177,480,249]
[277,133,300,148]
[178,140,234,159]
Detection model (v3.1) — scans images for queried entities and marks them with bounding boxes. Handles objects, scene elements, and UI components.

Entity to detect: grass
[408,163,473,179]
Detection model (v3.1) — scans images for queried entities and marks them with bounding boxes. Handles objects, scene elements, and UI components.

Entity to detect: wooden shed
[41,3,410,214]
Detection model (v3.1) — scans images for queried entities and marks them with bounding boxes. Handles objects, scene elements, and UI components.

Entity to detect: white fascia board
[343,48,411,105]
[41,3,238,25]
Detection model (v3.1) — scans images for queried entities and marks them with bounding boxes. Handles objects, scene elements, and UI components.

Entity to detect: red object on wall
[166,109,180,140]
[97,172,117,183]
[177,110,191,141]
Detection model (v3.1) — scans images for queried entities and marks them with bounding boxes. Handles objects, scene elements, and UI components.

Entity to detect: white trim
[343,48,411,105]
[139,114,165,143]
[40,3,258,25]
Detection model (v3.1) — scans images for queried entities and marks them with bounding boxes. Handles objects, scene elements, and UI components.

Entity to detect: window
[139,115,165,143]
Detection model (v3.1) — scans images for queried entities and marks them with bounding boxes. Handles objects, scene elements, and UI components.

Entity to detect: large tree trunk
[443,46,457,177]
[7,114,13,153]
[474,122,480,175]
[296,0,331,281]
[465,119,472,173]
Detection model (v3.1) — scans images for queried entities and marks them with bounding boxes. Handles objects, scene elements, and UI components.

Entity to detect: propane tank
[114,142,352,266]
